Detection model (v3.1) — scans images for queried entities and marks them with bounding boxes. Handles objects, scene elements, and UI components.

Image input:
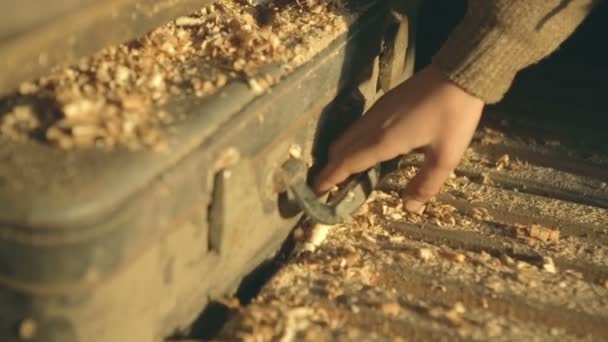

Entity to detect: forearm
[433,0,596,104]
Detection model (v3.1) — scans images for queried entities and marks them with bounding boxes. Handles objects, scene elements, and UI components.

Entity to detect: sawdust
[215,121,608,340]
[18,318,37,341]
[0,0,353,150]
[514,223,560,243]
[216,195,608,340]
[0,105,39,141]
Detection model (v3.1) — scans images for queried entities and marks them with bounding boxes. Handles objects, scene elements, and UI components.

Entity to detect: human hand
[314,65,484,213]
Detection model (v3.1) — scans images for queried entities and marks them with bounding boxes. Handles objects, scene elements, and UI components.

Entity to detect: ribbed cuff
[432,16,529,104]
[432,0,593,104]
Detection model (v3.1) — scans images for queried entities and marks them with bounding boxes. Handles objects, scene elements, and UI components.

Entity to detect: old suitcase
[0,1,418,341]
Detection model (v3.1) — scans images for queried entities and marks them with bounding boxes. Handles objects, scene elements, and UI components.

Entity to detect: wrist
[426,64,485,107]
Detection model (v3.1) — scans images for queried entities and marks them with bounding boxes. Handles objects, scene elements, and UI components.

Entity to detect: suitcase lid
[0,2,390,290]
[0,80,259,230]
[0,0,214,95]
[0,0,385,231]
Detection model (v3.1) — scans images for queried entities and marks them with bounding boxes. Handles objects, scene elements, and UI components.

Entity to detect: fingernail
[403,197,426,215]
[314,181,329,195]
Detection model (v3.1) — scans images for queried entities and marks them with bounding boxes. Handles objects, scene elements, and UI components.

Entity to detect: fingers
[314,101,397,194]
[315,131,403,193]
[313,64,483,209]
[314,142,384,194]
[401,148,458,213]
[328,87,405,160]
[327,103,389,161]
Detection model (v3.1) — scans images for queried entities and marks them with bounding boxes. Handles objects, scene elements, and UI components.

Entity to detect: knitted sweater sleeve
[432,0,595,104]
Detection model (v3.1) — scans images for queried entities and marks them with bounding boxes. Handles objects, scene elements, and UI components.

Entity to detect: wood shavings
[18,318,37,340]
[0,105,39,141]
[302,223,331,252]
[18,82,38,95]
[0,0,352,150]
[380,301,401,316]
[288,144,302,159]
[247,0,273,6]
[481,173,494,185]
[514,224,560,243]
[217,297,241,309]
[493,153,528,171]
[213,147,241,170]
[542,257,557,273]
[424,201,458,227]
[500,254,516,267]
[279,308,315,342]
[478,127,504,145]
[417,248,434,262]
[175,16,206,27]
[360,232,376,244]
[247,77,267,94]
[440,250,467,263]
[452,302,466,314]
[484,320,503,337]
[495,154,511,171]
[214,114,608,340]
[428,302,467,327]
[471,207,492,221]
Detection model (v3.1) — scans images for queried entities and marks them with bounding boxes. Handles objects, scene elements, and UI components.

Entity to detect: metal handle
[279,158,381,224]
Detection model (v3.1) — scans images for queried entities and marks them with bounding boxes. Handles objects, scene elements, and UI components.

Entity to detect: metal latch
[279,158,381,225]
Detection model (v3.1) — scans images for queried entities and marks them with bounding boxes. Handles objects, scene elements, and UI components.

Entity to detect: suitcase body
[0,1,418,341]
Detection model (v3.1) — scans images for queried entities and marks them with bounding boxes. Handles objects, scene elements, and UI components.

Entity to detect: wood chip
[217,297,241,309]
[542,257,557,273]
[248,77,265,94]
[472,207,492,221]
[479,128,504,145]
[440,250,466,263]
[380,301,401,316]
[417,248,434,261]
[494,154,510,171]
[0,105,39,140]
[18,82,38,95]
[18,318,37,340]
[303,224,331,252]
[500,254,516,266]
[175,16,205,26]
[452,302,466,314]
[288,144,302,159]
[515,224,560,242]
[361,232,377,244]
[213,147,241,170]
